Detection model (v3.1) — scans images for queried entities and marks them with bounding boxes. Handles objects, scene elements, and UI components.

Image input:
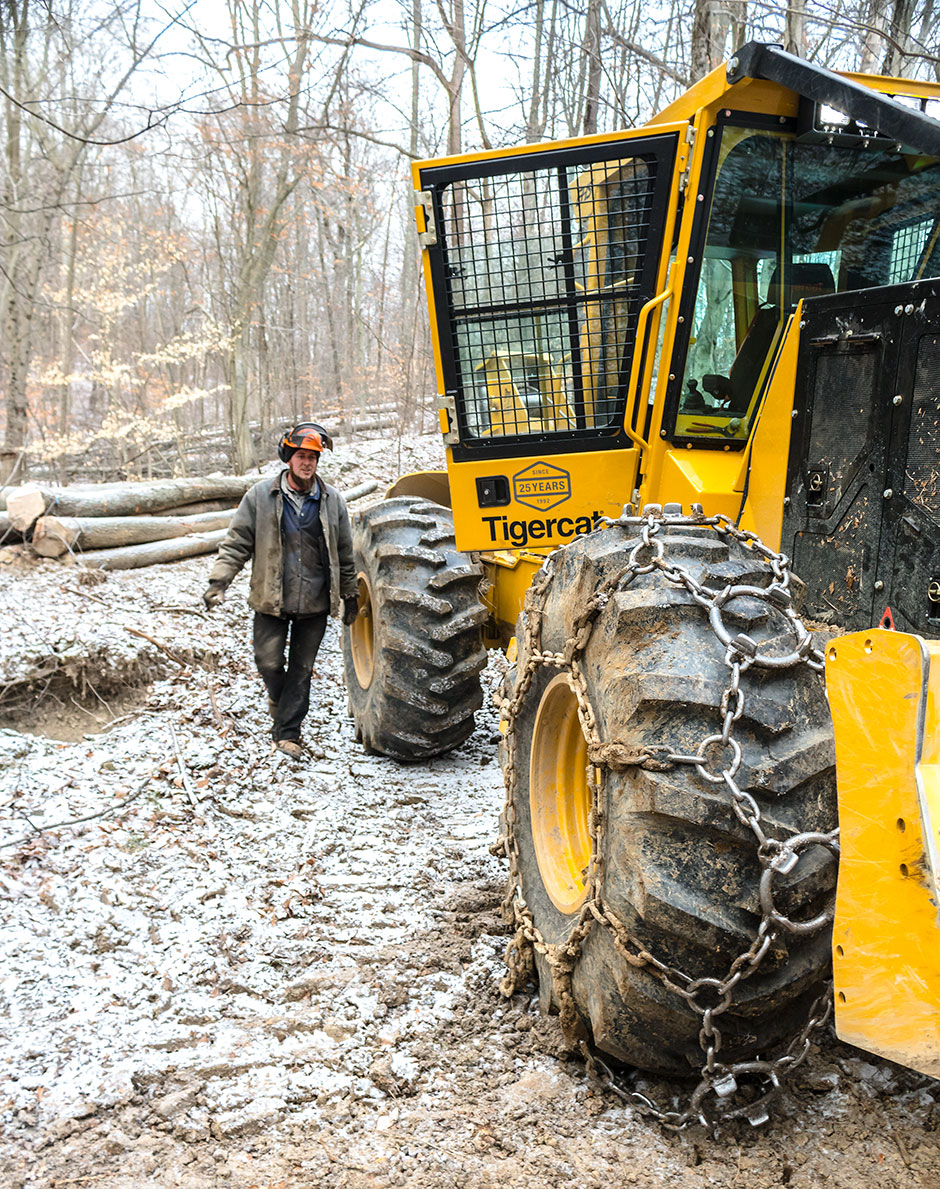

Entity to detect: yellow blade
[826,628,940,1077]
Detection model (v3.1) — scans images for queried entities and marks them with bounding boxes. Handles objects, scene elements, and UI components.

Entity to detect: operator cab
[669,119,940,446]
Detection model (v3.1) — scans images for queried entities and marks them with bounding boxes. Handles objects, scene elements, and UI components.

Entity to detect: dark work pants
[253,611,328,742]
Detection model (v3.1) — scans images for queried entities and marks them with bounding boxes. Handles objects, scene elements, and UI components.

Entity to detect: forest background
[1,0,938,483]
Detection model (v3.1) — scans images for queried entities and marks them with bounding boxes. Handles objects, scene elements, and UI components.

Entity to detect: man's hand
[343,596,359,626]
[203,585,224,610]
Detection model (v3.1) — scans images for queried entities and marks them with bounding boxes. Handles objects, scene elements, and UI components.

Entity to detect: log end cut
[7,485,48,534]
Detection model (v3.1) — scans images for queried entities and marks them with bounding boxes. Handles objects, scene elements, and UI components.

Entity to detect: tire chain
[493,502,840,1131]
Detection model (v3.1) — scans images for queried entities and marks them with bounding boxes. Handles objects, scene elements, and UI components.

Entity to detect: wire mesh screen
[435,152,662,442]
[889,217,934,284]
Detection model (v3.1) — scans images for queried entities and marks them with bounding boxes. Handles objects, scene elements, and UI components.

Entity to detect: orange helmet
[278,421,334,461]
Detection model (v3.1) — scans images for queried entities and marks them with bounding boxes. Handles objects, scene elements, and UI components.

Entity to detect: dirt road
[1,436,939,1187]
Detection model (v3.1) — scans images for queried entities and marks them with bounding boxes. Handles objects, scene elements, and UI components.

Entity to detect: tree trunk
[153,498,246,518]
[57,178,80,460]
[582,0,602,135]
[691,0,725,83]
[883,0,916,75]
[228,328,255,472]
[785,3,805,57]
[6,484,47,532]
[0,5,30,468]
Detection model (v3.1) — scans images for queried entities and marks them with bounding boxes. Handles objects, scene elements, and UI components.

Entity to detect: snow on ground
[1,432,940,1187]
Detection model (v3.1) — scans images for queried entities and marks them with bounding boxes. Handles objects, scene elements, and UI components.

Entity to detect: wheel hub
[529,673,592,915]
[349,574,374,688]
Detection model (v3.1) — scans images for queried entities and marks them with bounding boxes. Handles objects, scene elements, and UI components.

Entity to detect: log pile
[33,509,235,558]
[7,475,259,525]
[2,474,379,569]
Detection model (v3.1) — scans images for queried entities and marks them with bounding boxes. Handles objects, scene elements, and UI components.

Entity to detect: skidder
[346,41,940,1121]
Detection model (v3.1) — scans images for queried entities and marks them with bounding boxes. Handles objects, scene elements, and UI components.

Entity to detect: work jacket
[209,471,356,618]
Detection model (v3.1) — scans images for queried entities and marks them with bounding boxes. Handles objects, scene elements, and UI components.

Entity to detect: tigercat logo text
[512,461,571,511]
[482,511,602,549]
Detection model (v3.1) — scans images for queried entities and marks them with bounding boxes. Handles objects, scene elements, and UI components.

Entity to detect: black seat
[767,261,835,311]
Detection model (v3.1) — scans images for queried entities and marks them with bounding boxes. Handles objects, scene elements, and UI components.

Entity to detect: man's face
[288,448,320,489]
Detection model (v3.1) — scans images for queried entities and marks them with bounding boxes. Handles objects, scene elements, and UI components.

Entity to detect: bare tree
[4,0,940,484]
[690,0,732,82]
[184,0,324,470]
[0,0,171,474]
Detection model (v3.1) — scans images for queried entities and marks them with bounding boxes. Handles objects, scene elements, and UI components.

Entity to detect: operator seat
[703,262,835,415]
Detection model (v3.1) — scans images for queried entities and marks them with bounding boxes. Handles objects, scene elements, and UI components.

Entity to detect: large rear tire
[502,521,838,1076]
[343,497,487,759]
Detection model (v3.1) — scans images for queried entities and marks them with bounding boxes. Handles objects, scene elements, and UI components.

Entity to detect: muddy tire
[505,523,837,1076]
[342,497,488,759]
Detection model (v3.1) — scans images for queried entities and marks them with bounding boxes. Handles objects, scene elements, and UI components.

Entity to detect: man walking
[203,422,358,758]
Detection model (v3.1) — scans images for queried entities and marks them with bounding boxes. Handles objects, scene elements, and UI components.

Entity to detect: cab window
[671,124,940,443]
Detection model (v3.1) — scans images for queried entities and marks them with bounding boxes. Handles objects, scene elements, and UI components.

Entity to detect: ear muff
[278,421,334,462]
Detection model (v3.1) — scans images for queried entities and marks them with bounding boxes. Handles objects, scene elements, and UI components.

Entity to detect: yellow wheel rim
[349,574,374,688]
[529,673,592,915]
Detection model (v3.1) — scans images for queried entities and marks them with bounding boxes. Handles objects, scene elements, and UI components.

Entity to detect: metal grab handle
[622,285,673,450]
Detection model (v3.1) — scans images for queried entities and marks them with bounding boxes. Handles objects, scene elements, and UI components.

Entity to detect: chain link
[494,504,840,1131]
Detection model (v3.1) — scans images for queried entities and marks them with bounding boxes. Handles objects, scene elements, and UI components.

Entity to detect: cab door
[782,279,940,635]
[413,125,687,553]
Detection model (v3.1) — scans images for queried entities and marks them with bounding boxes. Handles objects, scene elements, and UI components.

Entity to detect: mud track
[1,434,940,1188]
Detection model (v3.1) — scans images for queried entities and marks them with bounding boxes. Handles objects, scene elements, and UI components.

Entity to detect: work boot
[275,739,302,760]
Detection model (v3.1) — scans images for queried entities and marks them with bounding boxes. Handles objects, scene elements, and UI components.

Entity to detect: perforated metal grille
[436,154,659,441]
[809,345,878,503]
[906,334,940,520]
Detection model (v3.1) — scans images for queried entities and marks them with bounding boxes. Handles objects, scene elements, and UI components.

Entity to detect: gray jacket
[209,472,356,617]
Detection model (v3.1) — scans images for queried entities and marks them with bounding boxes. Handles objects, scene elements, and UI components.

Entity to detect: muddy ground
[2,433,939,1188]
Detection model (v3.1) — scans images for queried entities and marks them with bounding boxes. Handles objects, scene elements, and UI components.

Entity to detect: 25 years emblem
[512,461,571,511]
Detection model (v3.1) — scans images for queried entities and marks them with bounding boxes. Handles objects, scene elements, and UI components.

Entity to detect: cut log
[343,480,380,503]
[7,484,48,532]
[33,510,235,559]
[0,512,23,543]
[69,529,228,571]
[8,474,259,520]
[153,498,241,518]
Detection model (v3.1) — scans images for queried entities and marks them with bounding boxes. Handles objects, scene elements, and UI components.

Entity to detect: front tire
[502,521,838,1075]
[343,497,487,759]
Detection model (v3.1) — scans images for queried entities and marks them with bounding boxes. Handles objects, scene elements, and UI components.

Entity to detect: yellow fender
[385,469,451,507]
[826,628,940,1078]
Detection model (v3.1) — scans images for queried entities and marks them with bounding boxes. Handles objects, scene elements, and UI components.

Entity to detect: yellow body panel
[478,550,544,645]
[652,75,798,127]
[651,449,746,519]
[448,446,638,554]
[826,630,940,1078]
